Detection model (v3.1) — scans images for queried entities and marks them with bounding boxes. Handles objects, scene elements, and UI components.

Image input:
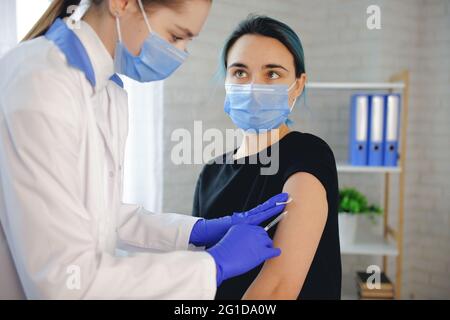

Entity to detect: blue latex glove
[189,192,289,248]
[207,224,281,286]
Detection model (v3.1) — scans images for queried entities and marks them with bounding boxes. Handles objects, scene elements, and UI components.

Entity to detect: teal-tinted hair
[220,14,306,78]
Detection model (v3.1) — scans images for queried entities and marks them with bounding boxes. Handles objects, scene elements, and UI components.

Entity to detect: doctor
[0,0,288,299]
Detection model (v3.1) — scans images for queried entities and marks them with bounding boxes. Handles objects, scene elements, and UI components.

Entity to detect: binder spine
[368,95,385,166]
[384,94,401,166]
[349,94,369,166]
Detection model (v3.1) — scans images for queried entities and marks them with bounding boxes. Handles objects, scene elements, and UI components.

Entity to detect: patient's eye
[234,70,248,79]
[268,71,281,80]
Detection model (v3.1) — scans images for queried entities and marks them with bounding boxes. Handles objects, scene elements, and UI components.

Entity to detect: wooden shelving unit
[305,70,410,299]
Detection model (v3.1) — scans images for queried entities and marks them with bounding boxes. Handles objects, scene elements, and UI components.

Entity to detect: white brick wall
[161,0,450,299]
[402,0,450,300]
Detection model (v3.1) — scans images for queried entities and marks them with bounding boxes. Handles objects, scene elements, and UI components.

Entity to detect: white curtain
[122,79,164,213]
[0,0,26,299]
[0,0,17,58]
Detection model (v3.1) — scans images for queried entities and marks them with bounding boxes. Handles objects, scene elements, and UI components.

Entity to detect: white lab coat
[0,19,216,299]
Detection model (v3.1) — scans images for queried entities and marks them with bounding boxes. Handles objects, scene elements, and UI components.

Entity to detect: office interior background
[0,0,449,299]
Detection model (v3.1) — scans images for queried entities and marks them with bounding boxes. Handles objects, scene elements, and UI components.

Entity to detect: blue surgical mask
[224,81,297,132]
[114,0,188,82]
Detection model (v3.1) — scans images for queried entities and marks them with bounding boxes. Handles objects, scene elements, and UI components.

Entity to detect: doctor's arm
[242,172,328,299]
[117,203,202,252]
[118,178,289,252]
[0,74,216,299]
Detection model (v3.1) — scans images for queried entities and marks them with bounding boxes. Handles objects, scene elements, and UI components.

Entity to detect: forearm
[243,278,301,300]
[118,203,201,251]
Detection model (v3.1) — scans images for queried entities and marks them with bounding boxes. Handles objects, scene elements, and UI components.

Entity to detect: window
[16,0,51,42]
[122,79,164,213]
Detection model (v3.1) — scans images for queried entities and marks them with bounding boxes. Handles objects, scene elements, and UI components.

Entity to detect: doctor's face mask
[114,0,190,82]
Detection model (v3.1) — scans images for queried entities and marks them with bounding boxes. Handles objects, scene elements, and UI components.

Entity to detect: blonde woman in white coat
[0,0,288,299]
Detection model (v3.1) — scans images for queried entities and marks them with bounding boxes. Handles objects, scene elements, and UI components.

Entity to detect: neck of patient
[234,124,291,160]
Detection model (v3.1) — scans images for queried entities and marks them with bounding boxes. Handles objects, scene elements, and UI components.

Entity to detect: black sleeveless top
[192,131,341,299]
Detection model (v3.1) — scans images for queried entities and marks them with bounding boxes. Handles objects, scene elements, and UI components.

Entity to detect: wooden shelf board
[341,229,398,256]
[306,82,405,90]
[337,163,402,173]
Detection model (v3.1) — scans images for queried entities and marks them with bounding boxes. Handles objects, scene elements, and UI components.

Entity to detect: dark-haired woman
[193,15,342,299]
[0,1,288,299]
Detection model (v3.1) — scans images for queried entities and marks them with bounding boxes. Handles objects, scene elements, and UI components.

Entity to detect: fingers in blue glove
[244,192,289,216]
[191,193,291,249]
[246,203,286,225]
[207,224,282,286]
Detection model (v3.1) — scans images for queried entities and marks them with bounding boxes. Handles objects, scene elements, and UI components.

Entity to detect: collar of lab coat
[45,18,123,90]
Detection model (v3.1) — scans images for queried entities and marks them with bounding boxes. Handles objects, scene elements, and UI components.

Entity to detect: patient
[192,15,341,299]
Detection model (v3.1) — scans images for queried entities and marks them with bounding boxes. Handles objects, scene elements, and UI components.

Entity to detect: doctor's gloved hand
[206,224,281,286]
[189,192,289,248]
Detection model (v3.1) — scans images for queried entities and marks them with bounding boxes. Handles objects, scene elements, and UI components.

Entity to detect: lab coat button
[109,171,114,178]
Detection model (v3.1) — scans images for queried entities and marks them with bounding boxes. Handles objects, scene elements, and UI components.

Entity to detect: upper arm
[243,172,328,299]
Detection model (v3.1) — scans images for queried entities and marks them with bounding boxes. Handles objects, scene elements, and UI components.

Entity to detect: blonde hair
[23,0,78,41]
[22,0,210,42]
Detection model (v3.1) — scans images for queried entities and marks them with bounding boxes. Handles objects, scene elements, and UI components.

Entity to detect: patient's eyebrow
[228,62,248,69]
[263,64,289,72]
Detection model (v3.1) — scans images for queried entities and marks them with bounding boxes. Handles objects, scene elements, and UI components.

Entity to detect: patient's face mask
[114,0,188,82]
[224,81,297,132]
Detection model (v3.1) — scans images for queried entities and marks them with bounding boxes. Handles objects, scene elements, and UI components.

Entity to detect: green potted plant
[338,188,383,244]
